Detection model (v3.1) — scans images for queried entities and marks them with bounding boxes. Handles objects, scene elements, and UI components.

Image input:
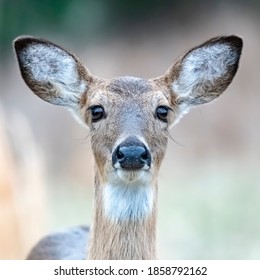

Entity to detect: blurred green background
[0,0,259,259]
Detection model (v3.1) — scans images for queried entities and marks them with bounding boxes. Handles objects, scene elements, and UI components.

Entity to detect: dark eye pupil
[156,106,168,122]
[91,106,104,122]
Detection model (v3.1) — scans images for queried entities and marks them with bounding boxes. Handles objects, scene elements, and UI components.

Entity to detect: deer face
[14,36,242,189]
[79,76,174,186]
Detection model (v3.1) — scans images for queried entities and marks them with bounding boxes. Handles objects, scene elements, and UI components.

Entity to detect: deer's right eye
[89,105,105,122]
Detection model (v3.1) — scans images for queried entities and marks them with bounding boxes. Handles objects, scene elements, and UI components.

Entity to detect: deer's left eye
[89,105,105,122]
[156,106,169,123]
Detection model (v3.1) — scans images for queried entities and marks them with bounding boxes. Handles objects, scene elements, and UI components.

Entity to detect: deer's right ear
[14,36,92,108]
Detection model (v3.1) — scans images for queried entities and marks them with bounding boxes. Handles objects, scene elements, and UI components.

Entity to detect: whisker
[166,129,185,147]
[72,133,91,144]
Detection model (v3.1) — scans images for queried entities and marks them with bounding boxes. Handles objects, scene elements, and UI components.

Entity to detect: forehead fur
[107,76,152,96]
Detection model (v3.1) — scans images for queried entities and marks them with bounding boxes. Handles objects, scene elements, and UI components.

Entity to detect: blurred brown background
[0,0,259,259]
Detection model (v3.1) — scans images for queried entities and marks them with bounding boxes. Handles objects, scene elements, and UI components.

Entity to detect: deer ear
[161,35,242,115]
[14,36,92,108]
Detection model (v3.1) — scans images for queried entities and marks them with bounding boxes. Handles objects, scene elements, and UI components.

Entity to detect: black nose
[112,138,151,170]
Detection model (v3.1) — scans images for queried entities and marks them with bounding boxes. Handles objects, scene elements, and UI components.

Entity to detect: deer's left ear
[159,35,243,114]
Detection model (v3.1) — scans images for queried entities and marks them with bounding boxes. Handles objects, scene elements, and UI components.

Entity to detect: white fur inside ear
[172,43,237,99]
[20,43,86,104]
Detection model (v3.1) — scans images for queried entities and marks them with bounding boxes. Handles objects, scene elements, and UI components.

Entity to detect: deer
[13,35,243,260]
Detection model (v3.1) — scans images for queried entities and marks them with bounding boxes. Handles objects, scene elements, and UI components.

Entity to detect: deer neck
[87,172,158,260]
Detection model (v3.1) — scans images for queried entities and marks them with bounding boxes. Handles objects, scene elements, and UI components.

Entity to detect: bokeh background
[0,0,259,259]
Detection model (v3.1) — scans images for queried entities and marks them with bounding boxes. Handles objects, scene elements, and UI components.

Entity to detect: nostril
[117,149,124,160]
[141,150,148,160]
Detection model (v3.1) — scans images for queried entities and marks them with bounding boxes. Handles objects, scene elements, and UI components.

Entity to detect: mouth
[112,167,151,184]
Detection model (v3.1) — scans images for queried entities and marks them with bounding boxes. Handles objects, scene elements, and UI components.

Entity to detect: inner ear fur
[14,36,94,107]
[157,35,243,107]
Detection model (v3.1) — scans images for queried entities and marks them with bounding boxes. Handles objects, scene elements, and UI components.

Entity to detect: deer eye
[89,105,105,122]
[156,106,169,123]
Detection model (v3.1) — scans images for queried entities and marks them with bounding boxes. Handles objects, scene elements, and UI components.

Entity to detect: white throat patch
[103,183,154,222]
